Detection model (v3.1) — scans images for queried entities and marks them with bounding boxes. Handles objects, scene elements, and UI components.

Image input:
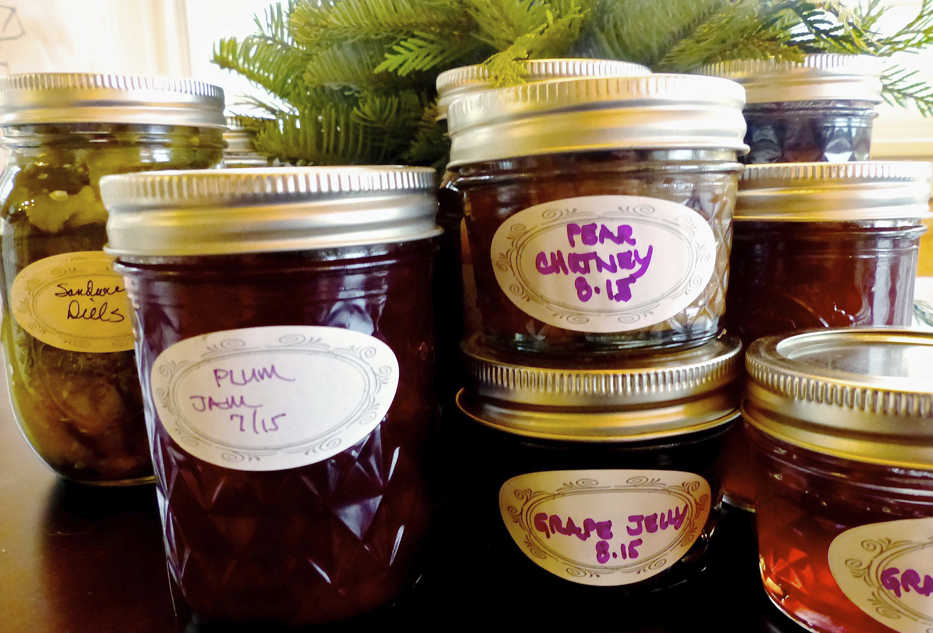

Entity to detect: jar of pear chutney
[434,60,652,402]
[0,73,225,484]
[445,75,747,357]
[100,167,440,626]
[699,55,883,163]
[745,328,933,633]
[450,333,741,601]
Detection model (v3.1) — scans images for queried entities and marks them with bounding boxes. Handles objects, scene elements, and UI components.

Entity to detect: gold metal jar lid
[457,334,742,442]
[0,73,225,128]
[744,328,933,469]
[446,74,748,167]
[737,161,933,221]
[698,54,883,104]
[435,58,651,120]
[100,166,440,257]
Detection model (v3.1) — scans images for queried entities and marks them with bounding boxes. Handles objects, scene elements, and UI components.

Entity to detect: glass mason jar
[744,328,933,633]
[0,73,225,485]
[721,162,930,509]
[221,114,272,168]
[434,60,651,402]
[449,333,741,603]
[100,167,440,626]
[699,55,883,164]
[445,75,747,358]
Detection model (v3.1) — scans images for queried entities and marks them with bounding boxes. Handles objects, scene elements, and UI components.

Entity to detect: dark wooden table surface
[0,374,813,633]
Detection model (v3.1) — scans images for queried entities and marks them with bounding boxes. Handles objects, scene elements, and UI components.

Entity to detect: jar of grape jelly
[0,73,225,484]
[745,328,933,633]
[450,333,741,602]
[721,162,930,510]
[699,55,883,164]
[99,167,440,626]
[446,75,747,356]
[434,60,652,402]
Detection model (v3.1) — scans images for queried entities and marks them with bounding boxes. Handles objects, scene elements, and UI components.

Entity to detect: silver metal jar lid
[457,334,742,442]
[222,115,271,167]
[0,72,226,128]
[737,161,933,221]
[698,54,883,104]
[744,328,933,469]
[100,166,440,257]
[435,58,651,120]
[446,74,748,167]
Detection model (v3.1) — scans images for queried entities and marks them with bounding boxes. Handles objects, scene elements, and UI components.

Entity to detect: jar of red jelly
[445,75,747,356]
[450,333,741,602]
[99,167,440,626]
[700,55,883,163]
[745,328,933,633]
[722,162,931,511]
[434,60,652,401]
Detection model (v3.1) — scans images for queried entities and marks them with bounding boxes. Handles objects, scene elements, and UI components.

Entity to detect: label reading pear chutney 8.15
[828,518,933,633]
[490,195,717,333]
[10,250,134,353]
[499,470,711,586]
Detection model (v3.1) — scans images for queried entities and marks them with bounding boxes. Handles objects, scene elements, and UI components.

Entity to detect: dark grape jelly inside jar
[100,167,441,627]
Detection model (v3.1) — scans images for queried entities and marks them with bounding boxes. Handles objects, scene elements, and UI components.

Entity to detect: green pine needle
[883,64,933,116]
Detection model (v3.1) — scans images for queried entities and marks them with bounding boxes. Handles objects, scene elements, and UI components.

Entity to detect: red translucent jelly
[745,328,933,633]
[101,167,440,626]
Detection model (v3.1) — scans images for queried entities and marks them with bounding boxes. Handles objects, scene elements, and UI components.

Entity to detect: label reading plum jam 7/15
[499,470,711,586]
[10,251,134,353]
[828,518,933,633]
[149,326,399,472]
[490,195,717,333]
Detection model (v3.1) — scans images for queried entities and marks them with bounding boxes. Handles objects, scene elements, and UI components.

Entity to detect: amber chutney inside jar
[744,328,933,633]
[0,73,225,485]
[449,333,741,602]
[445,75,747,357]
[100,167,440,626]
[699,55,883,164]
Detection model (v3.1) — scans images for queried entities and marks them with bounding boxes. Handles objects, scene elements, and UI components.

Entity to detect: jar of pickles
[100,167,440,626]
[745,328,933,633]
[445,75,747,356]
[0,73,225,484]
[700,55,883,163]
[450,333,741,600]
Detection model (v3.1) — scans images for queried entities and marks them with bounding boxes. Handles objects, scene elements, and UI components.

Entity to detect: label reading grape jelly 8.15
[828,518,933,633]
[490,195,717,333]
[499,470,711,586]
[10,251,134,353]
[150,326,399,472]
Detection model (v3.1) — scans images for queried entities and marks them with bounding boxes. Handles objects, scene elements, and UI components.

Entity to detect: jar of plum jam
[99,167,440,626]
[434,60,651,402]
[700,55,883,164]
[745,328,933,633]
[445,75,747,356]
[0,73,225,484]
[722,162,930,511]
[450,333,741,601]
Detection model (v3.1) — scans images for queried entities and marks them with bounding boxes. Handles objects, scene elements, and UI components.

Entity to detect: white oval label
[499,470,711,586]
[150,326,400,472]
[828,518,933,633]
[490,195,717,332]
[10,250,134,353]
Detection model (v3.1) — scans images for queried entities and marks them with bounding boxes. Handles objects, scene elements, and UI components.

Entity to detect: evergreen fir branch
[376,31,489,76]
[352,89,426,131]
[882,64,933,116]
[402,101,450,169]
[254,0,300,43]
[289,0,469,51]
[213,35,309,102]
[302,41,424,91]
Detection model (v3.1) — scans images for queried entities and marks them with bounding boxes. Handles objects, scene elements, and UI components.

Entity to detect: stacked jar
[441,71,751,596]
[0,73,226,484]
[433,59,650,402]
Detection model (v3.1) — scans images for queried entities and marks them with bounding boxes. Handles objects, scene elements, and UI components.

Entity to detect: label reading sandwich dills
[10,251,134,353]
